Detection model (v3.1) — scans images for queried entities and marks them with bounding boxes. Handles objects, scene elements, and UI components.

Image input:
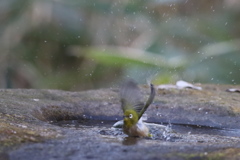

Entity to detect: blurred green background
[1,0,240,90]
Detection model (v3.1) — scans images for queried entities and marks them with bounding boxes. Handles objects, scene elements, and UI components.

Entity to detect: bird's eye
[129,114,133,119]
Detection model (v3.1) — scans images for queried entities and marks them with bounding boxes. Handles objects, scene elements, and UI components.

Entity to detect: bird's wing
[138,83,155,119]
[120,80,145,115]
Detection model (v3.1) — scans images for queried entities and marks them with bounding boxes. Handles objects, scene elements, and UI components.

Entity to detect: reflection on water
[122,137,138,145]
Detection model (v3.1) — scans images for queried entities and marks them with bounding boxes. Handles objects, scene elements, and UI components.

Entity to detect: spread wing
[120,80,155,119]
[138,83,155,119]
[120,80,144,114]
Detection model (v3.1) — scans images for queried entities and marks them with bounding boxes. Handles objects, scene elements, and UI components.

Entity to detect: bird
[120,80,155,137]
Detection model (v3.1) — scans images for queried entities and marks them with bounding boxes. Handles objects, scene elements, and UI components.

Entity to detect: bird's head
[123,109,139,128]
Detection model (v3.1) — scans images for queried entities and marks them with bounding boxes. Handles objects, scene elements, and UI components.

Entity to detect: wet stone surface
[0,84,240,159]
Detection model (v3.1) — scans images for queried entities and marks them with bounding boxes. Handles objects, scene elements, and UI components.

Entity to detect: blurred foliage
[0,0,240,90]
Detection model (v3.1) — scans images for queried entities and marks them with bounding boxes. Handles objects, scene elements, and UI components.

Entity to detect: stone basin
[0,84,240,160]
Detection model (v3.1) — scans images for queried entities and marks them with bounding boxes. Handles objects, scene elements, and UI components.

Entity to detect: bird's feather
[120,80,155,119]
[138,83,155,119]
[120,80,144,113]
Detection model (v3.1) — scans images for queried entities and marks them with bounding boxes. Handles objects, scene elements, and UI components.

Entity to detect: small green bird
[120,80,155,137]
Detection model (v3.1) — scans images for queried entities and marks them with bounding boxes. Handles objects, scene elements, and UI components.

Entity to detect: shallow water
[52,119,240,139]
[171,124,240,138]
